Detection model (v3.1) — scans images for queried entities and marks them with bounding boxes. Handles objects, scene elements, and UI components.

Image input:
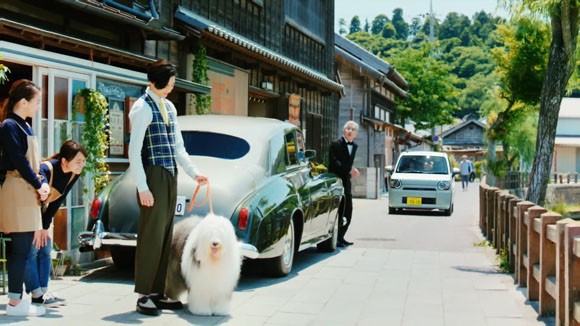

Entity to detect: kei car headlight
[390,179,402,189]
[437,181,451,190]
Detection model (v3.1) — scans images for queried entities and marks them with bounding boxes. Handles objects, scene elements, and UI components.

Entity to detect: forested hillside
[338,10,504,126]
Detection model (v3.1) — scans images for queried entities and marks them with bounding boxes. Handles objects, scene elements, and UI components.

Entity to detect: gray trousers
[134,165,177,295]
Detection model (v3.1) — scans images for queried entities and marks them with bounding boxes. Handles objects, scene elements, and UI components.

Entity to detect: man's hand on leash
[194,175,208,185]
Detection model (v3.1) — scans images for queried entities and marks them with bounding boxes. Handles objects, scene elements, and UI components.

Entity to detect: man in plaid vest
[128,59,208,316]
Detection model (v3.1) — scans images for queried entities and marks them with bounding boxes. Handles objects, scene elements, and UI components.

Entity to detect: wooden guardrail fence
[480,183,580,325]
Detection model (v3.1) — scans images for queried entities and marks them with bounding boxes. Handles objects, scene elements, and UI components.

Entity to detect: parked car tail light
[238,207,249,230]
[437,181,451,190]
[89,198,102,219]
[389,179,402,189]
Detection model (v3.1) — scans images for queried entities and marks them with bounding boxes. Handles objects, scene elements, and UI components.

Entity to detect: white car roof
[177,115,297,139]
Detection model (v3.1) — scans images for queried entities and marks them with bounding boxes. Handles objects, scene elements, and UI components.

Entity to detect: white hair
[343,120,359,130]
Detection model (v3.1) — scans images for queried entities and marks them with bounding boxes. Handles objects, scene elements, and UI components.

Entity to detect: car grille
[402,187,436,191]
[402,197,436,204]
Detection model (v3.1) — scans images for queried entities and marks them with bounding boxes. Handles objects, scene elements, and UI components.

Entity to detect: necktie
[158,99,169,125]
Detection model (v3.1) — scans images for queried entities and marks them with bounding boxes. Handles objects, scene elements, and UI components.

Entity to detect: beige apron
[0,121,42,232]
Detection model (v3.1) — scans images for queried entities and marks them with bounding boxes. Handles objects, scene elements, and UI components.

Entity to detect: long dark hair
[45,140,88,162]
[0,79,41,122]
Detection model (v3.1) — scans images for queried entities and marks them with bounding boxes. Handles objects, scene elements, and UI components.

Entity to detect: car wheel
[388,206,396,214]
[443,204,453,216]
[317,214,338,252]
[110,246,135,270]
[266,218,295,277]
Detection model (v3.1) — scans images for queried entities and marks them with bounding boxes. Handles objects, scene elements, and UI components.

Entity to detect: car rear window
[181,131,250,159]
[396,155,449,174]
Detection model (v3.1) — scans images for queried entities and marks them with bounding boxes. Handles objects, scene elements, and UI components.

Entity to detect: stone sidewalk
[0,183,554,325]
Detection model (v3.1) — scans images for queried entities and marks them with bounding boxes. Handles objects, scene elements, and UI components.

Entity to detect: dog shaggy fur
[165,214,242,316]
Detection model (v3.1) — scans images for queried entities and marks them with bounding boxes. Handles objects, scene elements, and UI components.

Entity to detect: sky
[335,0,509,32]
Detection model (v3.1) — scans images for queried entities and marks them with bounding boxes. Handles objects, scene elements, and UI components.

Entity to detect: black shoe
[337,241,346,248]
[136,296,161,316]
[150,294,183,310]
[341,239,354,246]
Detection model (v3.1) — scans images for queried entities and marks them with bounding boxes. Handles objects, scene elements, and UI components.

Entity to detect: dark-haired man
[128,60,208,316]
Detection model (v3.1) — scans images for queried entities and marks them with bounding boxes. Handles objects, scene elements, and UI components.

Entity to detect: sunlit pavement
[0,182,554,325]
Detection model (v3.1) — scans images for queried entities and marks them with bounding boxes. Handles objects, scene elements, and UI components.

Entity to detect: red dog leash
[187,183,214,214]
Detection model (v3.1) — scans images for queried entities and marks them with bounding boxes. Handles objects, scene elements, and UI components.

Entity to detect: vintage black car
[78,115,344,276]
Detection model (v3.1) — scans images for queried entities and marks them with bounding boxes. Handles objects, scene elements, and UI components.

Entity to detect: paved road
[1,182,555,325]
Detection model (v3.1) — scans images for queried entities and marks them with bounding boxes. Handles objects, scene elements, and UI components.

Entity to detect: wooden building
[334,34,412,198]
[173,0,342,160]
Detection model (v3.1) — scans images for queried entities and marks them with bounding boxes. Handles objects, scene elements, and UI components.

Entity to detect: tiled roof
[334,34,408,90]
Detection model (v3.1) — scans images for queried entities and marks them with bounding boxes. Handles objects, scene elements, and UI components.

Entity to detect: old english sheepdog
[165,214,242,316]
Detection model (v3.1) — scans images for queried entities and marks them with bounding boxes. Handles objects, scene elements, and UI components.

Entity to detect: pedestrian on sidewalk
[24,140,87,306]
[128,59,208,316]
[460,155,472,191]
[0,79,49,317]
[328,120,360,247]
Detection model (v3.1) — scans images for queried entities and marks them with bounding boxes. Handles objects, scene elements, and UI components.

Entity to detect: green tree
[409,17,422,37]
[485,16,549,186]
[364,19,370,33]
[381,23,397,39]
[421,16,440,39]
[392,8,409,40]
[457,73,497,119]
[371,14,390,35]
[439,12,472,45]
[338,18,347,35]
[349,16,362,34]
[388,43,459,130]
[505,0,580,206]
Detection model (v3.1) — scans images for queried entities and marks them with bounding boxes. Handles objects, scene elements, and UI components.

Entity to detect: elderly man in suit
[328,120,360,247]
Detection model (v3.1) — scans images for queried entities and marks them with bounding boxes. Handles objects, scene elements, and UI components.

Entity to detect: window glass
[285,131,299,166]
[396,155,449,174]
[181,131,250,159]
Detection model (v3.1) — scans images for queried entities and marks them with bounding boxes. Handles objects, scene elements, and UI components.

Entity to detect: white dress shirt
[128,87,200,192]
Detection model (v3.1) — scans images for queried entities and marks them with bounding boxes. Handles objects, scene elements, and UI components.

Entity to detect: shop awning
[175,6,343,92]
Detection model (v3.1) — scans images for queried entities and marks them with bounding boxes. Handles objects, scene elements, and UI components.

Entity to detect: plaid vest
[141,94,177,175]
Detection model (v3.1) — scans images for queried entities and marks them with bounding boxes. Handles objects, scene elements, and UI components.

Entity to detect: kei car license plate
[175,196,186,216]
[407,197,422,205]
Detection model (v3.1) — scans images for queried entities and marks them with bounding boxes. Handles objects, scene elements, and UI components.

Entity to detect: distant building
[441,119,487,162]
[554,98,580,174]
[334,34,416,198]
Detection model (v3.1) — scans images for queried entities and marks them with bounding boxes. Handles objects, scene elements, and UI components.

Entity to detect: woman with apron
[0,79,50,317]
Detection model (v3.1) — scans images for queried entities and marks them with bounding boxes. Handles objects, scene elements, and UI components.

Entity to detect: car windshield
[181,131,250,159]
[396,155,449,174]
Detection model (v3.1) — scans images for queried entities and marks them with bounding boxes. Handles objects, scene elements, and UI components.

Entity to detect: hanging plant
[191,44,212,115]
[72,89,110,194]
[0,55,10,85]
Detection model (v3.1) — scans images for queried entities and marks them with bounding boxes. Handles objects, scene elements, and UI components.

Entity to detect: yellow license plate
[407,197,422,205]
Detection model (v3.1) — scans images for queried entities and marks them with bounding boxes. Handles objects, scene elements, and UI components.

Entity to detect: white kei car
[386,151,459,216]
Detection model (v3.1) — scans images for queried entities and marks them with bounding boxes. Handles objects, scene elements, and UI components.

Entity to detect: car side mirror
[452,167,460,175]
[304,150,316,160]
[385,165,394,173]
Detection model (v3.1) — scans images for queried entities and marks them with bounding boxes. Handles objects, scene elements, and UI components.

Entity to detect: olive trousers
[134,165,177,295]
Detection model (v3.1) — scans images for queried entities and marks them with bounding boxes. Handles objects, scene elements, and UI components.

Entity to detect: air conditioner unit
[261,81,273,91]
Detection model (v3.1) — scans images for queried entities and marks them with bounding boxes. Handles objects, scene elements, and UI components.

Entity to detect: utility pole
[429,0,435,43]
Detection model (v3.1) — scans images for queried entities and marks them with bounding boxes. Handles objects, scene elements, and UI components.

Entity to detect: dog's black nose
[212,242,219,247]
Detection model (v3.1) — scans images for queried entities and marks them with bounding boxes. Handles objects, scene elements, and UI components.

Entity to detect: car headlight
[437,181,451,190]
[389,179,402,189]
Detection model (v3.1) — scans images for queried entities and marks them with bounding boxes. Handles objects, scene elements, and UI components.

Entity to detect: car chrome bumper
[77,220,137,249]
[78,220,260,259]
